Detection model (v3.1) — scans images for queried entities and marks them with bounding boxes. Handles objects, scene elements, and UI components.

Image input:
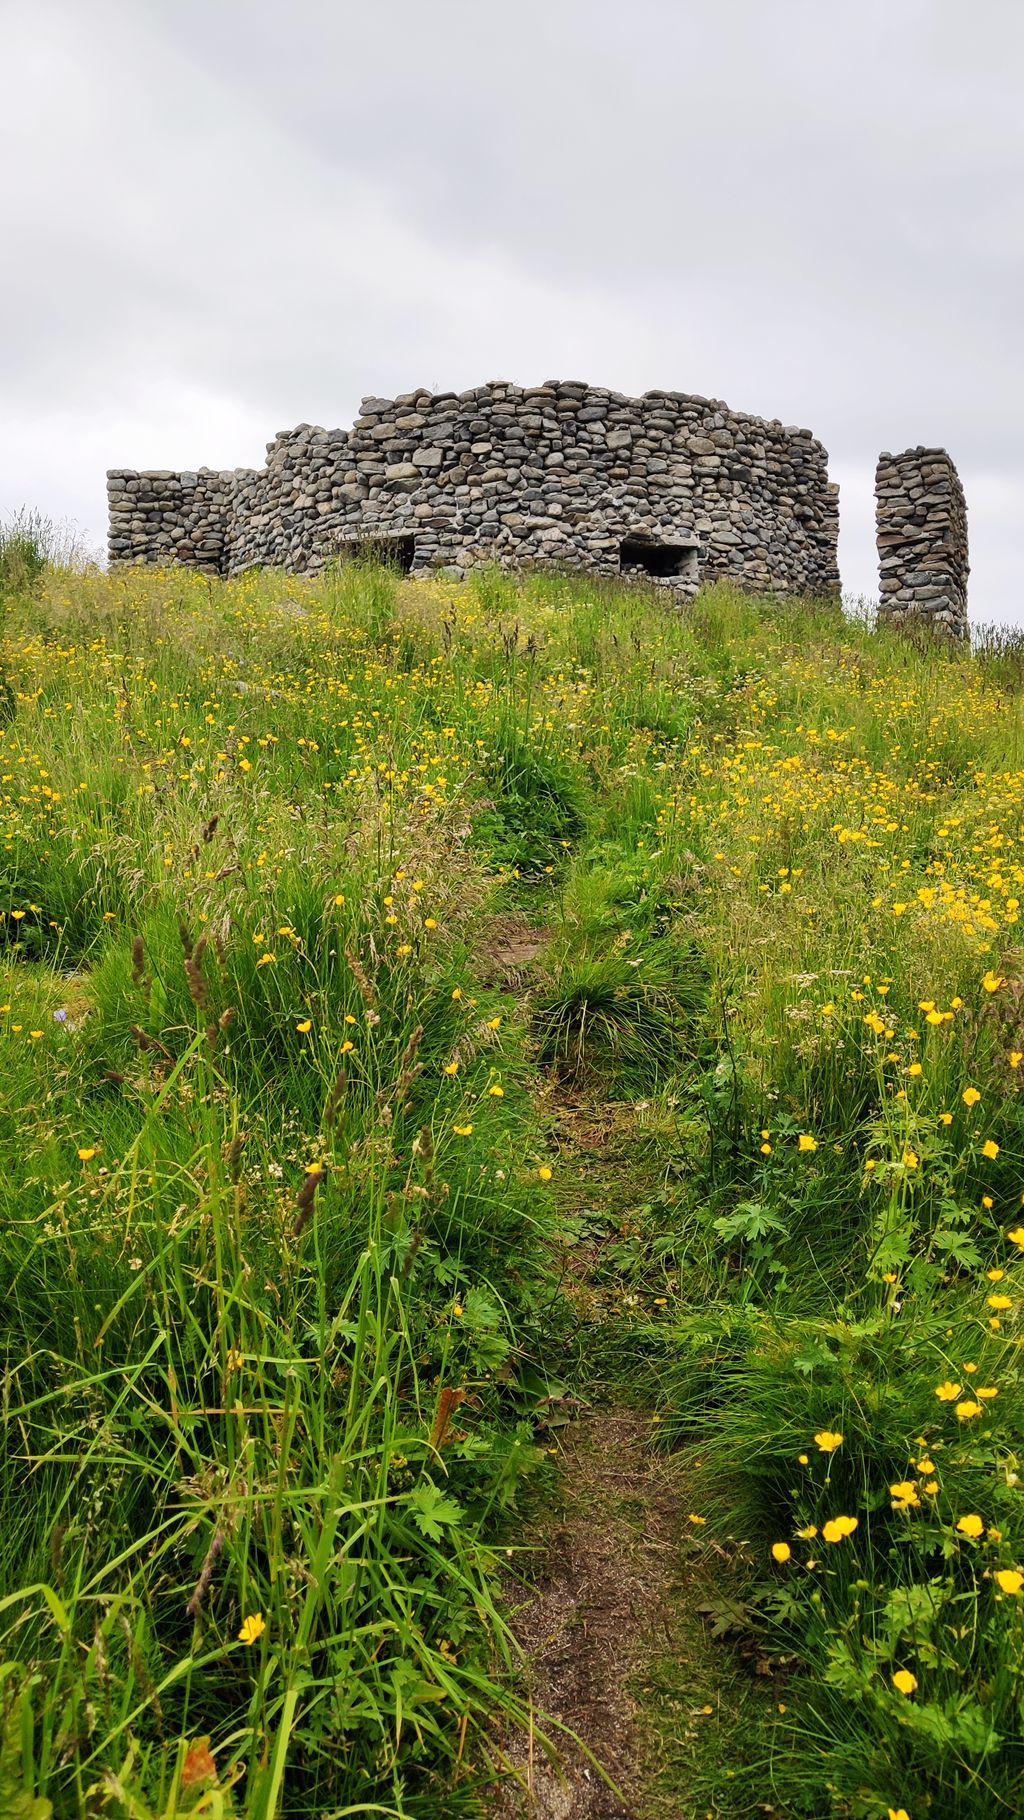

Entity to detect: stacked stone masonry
[107,379,842,599]
[875,448,969,639]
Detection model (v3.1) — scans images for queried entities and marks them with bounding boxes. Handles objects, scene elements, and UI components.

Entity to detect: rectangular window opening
[619,536,699,582]
[336,534,415,573]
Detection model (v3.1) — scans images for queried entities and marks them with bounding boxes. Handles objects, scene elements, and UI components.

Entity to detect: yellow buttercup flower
[814,1430,843,1453]
[994,1569,1024,1595]
[962,1087,981,1107]
[77,1147,97,1162]
[238,1612,265,1646]
[956,1514,984,1539]
[771,1542,791,1563]
[891,1669,918,1696]
[822,1515,858,1543]
[981,1139,1000,1161]
[934,1380,962,1401]
[955,1400,983,1421]
[798,1134,817,1153]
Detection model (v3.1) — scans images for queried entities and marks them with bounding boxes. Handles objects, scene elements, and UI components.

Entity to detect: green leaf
[900,1697,1000,1756]
[932,1230,983,1267]
[0,1705,52,1820]
[792,1339,836,1376]
[408,1482,463,1543]
[149,972,169,1020]
[713,1201,785,1244]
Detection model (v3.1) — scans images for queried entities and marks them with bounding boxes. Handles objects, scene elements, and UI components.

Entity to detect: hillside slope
[1,563,1022,1820]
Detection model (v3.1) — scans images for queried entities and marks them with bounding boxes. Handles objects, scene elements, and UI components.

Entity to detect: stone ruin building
[106,379,969,635]
[875,448,969,636]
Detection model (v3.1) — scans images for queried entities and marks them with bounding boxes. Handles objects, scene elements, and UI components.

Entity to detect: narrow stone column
[876,447,969,639]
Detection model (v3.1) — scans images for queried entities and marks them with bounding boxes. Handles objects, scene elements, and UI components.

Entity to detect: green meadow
[2,550,1023,1820]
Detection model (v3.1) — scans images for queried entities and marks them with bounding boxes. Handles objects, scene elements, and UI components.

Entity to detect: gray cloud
[1,0,1020,618]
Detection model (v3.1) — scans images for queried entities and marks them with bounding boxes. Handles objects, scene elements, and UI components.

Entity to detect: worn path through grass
[492,1063,781,1820]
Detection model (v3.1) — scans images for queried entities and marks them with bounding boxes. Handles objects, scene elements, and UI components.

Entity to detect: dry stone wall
[108,379,841,599]
[875,448,969,639]
[106,468,234,573]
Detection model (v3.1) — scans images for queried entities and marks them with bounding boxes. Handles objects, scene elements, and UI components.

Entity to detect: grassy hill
[1,558,1022,1820]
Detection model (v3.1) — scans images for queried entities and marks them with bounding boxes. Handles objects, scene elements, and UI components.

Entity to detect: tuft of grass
[532,949,679,1086]
[0,506,92,592]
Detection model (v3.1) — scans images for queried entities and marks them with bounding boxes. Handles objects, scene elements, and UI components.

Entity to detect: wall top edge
[264,381,824,446]
[877,447,957,465]
[108,381,832,482]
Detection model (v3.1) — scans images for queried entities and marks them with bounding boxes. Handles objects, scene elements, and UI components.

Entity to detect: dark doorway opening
[337,534,415,573]
[619,536,699,582]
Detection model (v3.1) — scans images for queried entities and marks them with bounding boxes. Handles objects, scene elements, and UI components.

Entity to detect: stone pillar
[876,447,968,639]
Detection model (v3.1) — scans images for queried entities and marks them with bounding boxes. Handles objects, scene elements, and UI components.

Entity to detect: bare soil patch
[491,1409,686,1819]
[475,914,549,990]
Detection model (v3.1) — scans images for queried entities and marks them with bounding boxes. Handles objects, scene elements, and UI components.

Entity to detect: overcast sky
[1,0,1021,620]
